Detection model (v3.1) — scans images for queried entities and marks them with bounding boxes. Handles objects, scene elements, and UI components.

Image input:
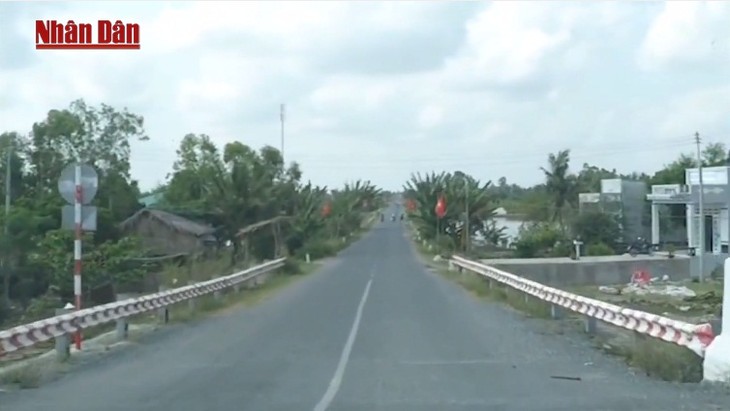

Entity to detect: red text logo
[35,20,140,50]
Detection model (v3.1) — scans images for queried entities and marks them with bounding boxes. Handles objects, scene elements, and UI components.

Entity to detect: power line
[297,141,694,169]
[130,138,694,168]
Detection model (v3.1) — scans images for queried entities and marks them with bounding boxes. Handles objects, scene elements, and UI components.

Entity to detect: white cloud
[418,105,444,130]
[656,85,730,138]
[1,1,729,193]
[442,3,572,87]
[638,1,730,71]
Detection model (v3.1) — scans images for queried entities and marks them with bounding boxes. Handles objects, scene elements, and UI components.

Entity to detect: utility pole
[464,177,470,254]
[280,103,286,163]
[2,145,10,306]
[695,131,705,282]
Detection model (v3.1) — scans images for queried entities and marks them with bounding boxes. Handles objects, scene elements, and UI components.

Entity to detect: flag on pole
[435,195,446,219]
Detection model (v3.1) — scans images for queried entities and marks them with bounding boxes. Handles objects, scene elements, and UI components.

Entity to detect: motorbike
[627,237,653,257]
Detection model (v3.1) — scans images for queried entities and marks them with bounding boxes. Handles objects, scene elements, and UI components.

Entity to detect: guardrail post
[213,277,223,300]
[550,304,562,320]
[703,258,730,382]
[584,316,597,334]
[54,304,74,361]
[116,317,129,340]
[158,285,170,324]
[187,281,197,312]
[246,273,257,289]
[114,293,137,340]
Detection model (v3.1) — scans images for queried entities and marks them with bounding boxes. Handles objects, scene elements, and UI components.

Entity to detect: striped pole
[74,164,83,350]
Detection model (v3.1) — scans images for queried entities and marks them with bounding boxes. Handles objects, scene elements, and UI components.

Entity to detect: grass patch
[628,336,703,382]
[437,264,551,319]
[0,363,44,389]
[0,356,72,389]
[567,280,722,320]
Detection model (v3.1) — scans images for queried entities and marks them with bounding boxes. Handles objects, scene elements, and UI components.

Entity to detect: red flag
[321,201,332,217]
[435,195,446,219]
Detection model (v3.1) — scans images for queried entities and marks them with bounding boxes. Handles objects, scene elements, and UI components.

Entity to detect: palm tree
[540,149,576,230]
[403,171,503,252]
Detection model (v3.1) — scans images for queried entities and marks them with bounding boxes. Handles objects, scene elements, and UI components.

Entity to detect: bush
[297,238,339,260]
[513,223,567,258]
[571,211,621,250]
[586,242,615,256]
[281,258,302,275]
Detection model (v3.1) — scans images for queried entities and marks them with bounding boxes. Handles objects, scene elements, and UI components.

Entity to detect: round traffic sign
[58,163,98,205]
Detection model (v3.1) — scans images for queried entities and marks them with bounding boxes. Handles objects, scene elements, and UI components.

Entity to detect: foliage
[571,211,622,250]
[495,143,729,257]
[403,171,504,252]
[513,223,569,258]
[0,99,384,326]
[585,242,615,256]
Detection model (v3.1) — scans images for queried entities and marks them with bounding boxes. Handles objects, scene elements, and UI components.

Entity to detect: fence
[450,255,715,357]
[0,258,285,358]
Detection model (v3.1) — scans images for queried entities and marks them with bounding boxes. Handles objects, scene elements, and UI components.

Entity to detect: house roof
[120,209,216,237]
[236,216,291,238]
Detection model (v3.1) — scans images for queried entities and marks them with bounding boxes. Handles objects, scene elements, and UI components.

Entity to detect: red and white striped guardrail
[0,258,285,356]
[451,255,715,357]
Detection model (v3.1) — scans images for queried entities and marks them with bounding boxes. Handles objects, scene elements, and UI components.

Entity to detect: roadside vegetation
[404,144,730,259]
[0,99,386,344]
[401,164,718,384]
[411,232,705,383]
[0,99,387,388]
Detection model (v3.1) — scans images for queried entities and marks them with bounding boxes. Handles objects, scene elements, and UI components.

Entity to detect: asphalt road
[3,209,730,411]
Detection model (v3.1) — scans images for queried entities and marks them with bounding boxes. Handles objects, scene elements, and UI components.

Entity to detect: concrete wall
[620,180,648,241]
[690,253,729,279]
[485,257,691,287]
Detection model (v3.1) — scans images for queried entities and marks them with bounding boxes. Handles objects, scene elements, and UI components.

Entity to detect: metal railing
[451,255,715,357]
[0,258,286,357]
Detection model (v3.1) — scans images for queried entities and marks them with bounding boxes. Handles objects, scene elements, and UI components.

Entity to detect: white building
[647,166,730,254]
[578,179,648,243]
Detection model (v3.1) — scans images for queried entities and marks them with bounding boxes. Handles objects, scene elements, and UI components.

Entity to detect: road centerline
[313,271,374,411]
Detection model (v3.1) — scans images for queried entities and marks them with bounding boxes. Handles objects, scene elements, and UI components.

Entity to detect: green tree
[403,171,503,252]
[540,149,577,230]
[571,211,621,250]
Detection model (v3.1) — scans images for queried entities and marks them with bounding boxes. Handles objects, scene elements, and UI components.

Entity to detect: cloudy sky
[1,1,729,192]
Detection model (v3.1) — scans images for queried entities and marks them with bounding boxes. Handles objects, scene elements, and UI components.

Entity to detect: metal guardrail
[451,255,715,357]
[0,258,286,356]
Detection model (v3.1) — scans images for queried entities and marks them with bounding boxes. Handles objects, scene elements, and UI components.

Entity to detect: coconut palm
[540,149,578,230]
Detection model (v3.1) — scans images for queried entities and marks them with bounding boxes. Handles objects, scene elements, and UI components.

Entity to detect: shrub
[514,223,567,258]
[571,211,621,250]
[586,242,615,256]
[281,258,303,275]
[297,238,339,260]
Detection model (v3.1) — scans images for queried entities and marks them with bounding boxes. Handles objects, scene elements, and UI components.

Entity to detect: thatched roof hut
[119,209,217,257]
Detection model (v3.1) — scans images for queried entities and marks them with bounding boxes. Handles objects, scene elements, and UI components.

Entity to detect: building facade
[646,165,730,254]
[578,179,648,243]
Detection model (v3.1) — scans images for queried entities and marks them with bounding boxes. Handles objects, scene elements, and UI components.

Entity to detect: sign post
[58,163,98,350]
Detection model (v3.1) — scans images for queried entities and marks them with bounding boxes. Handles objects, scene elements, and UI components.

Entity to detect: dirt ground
[567,279,723,324]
